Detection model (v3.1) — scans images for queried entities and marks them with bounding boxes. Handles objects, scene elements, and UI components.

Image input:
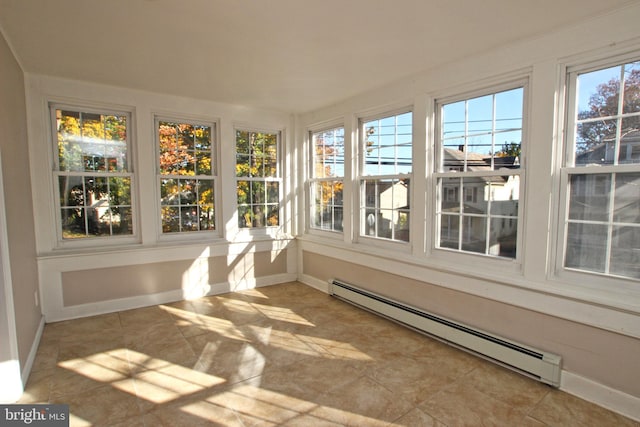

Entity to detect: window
[436,85,525,258]
[360,111,412,242]
[236,130,281,228]
[562,59,640,280]
[157,119,216,234]
[53,106,134,240]
[310,127,344,232]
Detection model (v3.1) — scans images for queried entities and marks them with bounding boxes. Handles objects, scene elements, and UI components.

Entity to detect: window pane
[440,88,523,172]
[57,110,128,173]
[610,226,640,279]
[618,116,640,164]
[236,130,280,230]
[565,222,608,273]
[439,214,459,250]
[313,127,345,178]
[160,177,215,233]
[363,112,412,175]
[437,174,519,257]
[311,180,344,231]
[180,206,198,232]
[158,121,213,178]
[395,210,410,242]
[577,65,620,119]
[613,173,640,223]
[575,120,617,165]
[162,206,180,233]
[266,205,279,227]
[59,173,133,240]
[568,174,611,221]
[489,217,517,258]
[109,177,131,206]
[461,216,487,254]
[574,62,640,167]
[361,178,409,241]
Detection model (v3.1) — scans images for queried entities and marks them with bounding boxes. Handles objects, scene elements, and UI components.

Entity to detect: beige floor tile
[143,396,244,426]
[57,329,126,361]
[45,313,122,340]
[529,389,639,427]
[420,379,536,426]
[122,322,184,351]
[126,336,199,374]
[31,340,59,372]
[256,356,365,403]
[132,364,226,413]
[18,368,53,403]
[367,353,467,406]
[311,376,415,426]
[463,362,551,410]
[50,350,131,399]
[118,305,174,328]
[389,408,447,426]
[51,382,141,426]
[205,379,317,426]
[21,282,637,427]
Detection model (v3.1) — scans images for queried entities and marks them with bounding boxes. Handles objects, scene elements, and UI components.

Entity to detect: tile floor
[20,282,638,426]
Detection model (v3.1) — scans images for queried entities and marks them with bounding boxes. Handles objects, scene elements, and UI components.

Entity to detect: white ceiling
[0,0,635,113]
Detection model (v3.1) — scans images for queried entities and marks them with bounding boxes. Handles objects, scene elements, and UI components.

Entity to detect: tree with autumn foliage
[312,130,344,231]
[577,64,640,155]
[56,110,131,238]
[236,131,279,228]
[158,121,215,233]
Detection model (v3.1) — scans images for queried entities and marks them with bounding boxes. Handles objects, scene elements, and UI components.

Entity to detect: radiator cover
[330,279,562,387]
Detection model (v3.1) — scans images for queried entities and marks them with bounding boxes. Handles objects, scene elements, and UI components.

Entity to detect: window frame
[234,127,283,234]
[433,79,528,263]
[555,54,640,284]
[356,108,413,247]
[50,102,139,248]
[308,124,345,235]
[154,115,221,240]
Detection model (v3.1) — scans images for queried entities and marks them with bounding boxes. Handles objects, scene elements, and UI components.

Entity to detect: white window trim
[431,78,529,270]
[154,115,222,242]
[49,102,140,250]
[307,123,346,237]
[552,52,640,291]
[355,107,413,248]
[233,127,285,240]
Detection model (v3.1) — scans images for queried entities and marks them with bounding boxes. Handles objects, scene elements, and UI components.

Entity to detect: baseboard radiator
[330,279,562,387]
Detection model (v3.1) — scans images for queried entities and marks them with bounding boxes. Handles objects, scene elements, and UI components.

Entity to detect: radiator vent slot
[330,279,561,387]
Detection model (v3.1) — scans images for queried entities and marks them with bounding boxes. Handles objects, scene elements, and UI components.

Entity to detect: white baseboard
[561,371,640,422]
[298,274,330,293]
[45,273,297,322]
[21,316,45,383]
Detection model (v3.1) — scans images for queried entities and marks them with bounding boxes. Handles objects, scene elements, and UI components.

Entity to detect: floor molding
[561,371,640,422]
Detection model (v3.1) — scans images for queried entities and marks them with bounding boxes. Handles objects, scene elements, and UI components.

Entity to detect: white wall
[0,29,42,402]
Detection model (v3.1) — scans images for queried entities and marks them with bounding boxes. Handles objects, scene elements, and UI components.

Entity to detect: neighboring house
[440,148,520,256]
